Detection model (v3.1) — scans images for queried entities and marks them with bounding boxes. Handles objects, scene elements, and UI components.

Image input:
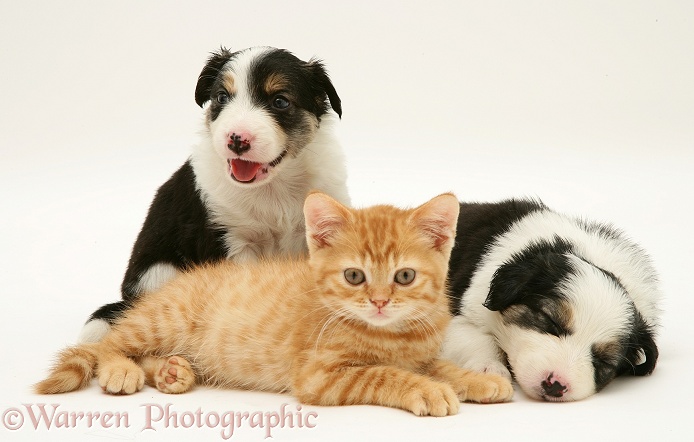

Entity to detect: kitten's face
[304,194,459,329]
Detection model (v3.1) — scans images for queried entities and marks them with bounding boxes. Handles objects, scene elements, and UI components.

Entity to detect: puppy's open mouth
[227,150,288,183]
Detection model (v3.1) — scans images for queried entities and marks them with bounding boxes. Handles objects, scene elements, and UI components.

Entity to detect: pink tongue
[231,159,263,182]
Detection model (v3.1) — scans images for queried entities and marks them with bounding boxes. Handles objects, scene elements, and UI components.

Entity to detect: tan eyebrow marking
[264,72,289,95]
[222,71,236,95]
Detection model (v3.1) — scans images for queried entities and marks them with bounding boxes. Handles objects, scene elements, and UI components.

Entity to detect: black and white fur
[79,47,350,342]
[443,199,661,401]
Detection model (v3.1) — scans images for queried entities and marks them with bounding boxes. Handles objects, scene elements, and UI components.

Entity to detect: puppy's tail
[34,344,99,394]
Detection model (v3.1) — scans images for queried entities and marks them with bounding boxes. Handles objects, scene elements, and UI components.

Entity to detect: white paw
[464,360,512,380]
[77,319,111,344]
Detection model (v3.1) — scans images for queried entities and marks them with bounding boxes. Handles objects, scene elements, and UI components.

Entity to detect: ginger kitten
[36,192,513,416]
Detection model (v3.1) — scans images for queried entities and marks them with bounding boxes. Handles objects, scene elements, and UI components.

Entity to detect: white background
[1,1,692,441]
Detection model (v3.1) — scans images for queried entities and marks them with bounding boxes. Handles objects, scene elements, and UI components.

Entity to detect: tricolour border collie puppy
[79,46,350,343]
[442,199,661,401]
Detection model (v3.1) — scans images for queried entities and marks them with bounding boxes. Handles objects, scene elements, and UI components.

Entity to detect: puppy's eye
[394,268,416,285]
[594,357,616,370]
[216,92,230,104]
[592,356,617,390]
[272,95,290,110]
[344,268,365,285]
[540,312,564,337]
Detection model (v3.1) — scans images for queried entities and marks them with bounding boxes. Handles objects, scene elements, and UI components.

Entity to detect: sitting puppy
[443,199,661,401]
[79,46,350,343]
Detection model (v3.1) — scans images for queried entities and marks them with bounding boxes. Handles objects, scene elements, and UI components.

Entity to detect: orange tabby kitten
[36,192,513,416]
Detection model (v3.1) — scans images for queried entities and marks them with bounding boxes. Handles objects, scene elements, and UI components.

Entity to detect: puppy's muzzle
[227,133,252,155]
[541,373,568,398]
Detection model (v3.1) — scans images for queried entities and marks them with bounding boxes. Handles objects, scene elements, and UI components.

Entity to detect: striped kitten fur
[36,192,512,416]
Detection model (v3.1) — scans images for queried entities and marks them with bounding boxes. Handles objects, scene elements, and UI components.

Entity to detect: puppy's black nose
[227,133,251,155]
[541,374,567,398]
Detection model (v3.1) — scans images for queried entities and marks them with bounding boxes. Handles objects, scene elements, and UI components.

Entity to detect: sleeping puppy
[443,199,661,401]
[79,46,350,343]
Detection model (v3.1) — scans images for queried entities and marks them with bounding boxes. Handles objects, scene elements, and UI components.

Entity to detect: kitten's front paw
[403,381,460,416]
[153,356,195,394]
[98,359,145,395]
[459,372,514,404]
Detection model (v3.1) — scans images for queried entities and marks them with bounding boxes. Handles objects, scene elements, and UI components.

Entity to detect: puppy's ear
[306,59,342,118]
[485,261,534,311]
[195,47,233,107]
[485,251,571,311]
[624,314,659,376]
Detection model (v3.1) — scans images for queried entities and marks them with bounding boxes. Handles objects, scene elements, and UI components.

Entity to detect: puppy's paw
[152,356,195,394]
[464,359,512,380]
[98,359,145,395]
[403,381,460,416]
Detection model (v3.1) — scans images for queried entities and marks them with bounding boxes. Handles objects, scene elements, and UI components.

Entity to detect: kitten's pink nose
[370,299,390,309]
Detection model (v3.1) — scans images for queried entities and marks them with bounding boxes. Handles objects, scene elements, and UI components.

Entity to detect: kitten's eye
[394,268,416,285]
[344,268,365,285]
[216,92,230,105]
[272,95,290,110]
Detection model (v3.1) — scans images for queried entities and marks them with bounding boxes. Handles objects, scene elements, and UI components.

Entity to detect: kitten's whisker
[313,309,346,352]
[403,308,438,339]
[303,301,346,342]
[325,309,359,343]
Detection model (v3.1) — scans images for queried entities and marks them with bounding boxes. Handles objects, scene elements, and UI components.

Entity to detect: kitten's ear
[304,192,351,249]
[409,193,460,253]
